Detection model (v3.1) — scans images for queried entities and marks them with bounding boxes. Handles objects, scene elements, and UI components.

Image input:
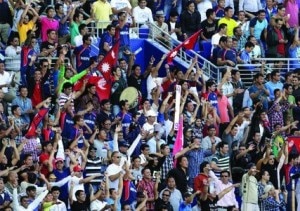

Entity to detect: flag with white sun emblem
[97,39,120,82]
[166,30,201,64]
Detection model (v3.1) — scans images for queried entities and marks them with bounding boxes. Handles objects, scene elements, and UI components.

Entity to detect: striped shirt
[211,152,230,178]
[85,157,105,185]
[59,93,74,111]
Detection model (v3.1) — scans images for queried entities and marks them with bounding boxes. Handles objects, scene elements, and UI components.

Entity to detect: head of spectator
[88,146,98,159]
[8,36,19,47]
[247,35,258,46]
[46,29,57,42]
[247,163,258,176]
[75,190,86,203]
[257,10,266,21]
[183,191,193,204]
[138,0,147,9]
[233,26,243,38]
[237,11,246,22]
[166,176,177,190]
[244,41,255,53]
[217,0,225,8]
[73,11,83,23]
[253,72,265,85]
[97,127,108,141]
[179,80,189,92]
[276,4,285,17]
[82,34,92,46]
[288,153,298,166]
[46,6,55,19]
[183,127,193,144]
[11,105,21,118]
[78,24,88,36]
[119,141,130,154]
[274,18,283,30]
[18,85,28,99]
[118,58,127,70]
[206,125,216,137]
[251,131,261,145]
[285,72,294,84]
[160,144,170,156]
[199,161,210,174]
[39,59,49,73]
[102,118,112,131]
[119,99,130,113]
[172,66,184,81]
[161,189,171,202]
[131,64,141,78]
[217,141,229,155]
[224,36,233,49]
[206,9,216,21]
[220,170,230,184]
[106,24,116,37]
[132,156,141,169]
[184,100,194,113]
[26,185,37,199]
[232,37,238,51]
[141,143,150,156]
[224,6,234,19]
[7,171,18,186]
[169,10,179,23]
[100,99,111,112]
[20,195,31,208]
[291,128,300,136]
[266,0,275,8]
[112,66,122,79]
[218,23,227,36]
[141,166,152,180]
[62,82,73,96]
[73,115,84,128]
[145,109,157,124]
[206,80,217,92]
[264,184,275,197]
[155,10,165,24]
[175,155,188,170]
[111,151,122,165]
[118,11,127,22]
[270,70,281,83]
[24,35,37,47]
[185,1,195,13]
[42,141,53,155]
[48,173,57,183]
[231,69,240,82]
[283,83,293,96]
[54,3,64,16]
[51,186,61,201]
[259,169,270,183]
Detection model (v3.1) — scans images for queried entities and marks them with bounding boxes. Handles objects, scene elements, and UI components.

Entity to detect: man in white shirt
[133,0,153,25]
[239,0,262,15]
[106,151,124,189]
[211,23,227,53]
[213,170,239,210]
[50,186,67,211]
[13,188,49,211]
[0,61,15,102]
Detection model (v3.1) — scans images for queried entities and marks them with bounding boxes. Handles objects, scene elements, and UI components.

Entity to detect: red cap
[73,165,82,172]
[55,158,64,163]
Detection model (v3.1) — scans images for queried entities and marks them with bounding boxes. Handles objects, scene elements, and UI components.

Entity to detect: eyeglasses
[43,65,48,68]
[221,175,228,178]
[162,194,170,197]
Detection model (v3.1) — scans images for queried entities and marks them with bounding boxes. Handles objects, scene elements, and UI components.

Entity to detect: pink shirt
[218,95,230,123]
[215,180,239,208]
[285,0,299,27]
[40,17,59,42]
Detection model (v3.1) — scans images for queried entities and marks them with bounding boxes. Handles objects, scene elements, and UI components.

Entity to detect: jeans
[163,0,182,20]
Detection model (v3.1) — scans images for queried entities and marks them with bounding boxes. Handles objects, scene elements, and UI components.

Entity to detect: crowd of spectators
[0,0,300,210]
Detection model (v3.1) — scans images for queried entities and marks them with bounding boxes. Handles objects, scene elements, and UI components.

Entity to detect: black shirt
[200,20,217,40]
[70,198,90,211]
[155,198,174,211]
[180,10,201,36]
[167,167,188,195]
[127,74,142,90]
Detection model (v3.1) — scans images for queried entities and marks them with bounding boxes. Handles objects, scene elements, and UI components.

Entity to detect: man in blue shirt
[73,34,92,73]
[99,24,116,57]
[12,86,34,124]
[265,70,283,101]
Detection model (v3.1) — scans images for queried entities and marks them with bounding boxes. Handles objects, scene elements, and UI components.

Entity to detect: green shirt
[58,65,88,94]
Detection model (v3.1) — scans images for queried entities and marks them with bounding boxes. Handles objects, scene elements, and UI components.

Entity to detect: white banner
[174,85,181,131]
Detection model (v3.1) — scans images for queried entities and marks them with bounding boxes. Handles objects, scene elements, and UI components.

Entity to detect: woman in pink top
[284,0,299,27]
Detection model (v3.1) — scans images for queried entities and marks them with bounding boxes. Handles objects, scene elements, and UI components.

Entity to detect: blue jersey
[117,111,132,136]
[99,32,114,56]
[84,112,97,139]
[74,45,91,73]
[113,20,130,47]
[61,112,74,140]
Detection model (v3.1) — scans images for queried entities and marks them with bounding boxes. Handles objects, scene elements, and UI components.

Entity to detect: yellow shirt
[218,18,238,37]
[18,21,34,44]
[92,0,112,29]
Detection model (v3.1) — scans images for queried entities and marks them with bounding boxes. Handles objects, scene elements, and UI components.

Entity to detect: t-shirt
[200,20,217,40]
[40,17,59,42]
[71,198,90,211]
[106,163,123,189]
[218,18,238,37]
[249,17,268,40]
[73,45,91,73]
